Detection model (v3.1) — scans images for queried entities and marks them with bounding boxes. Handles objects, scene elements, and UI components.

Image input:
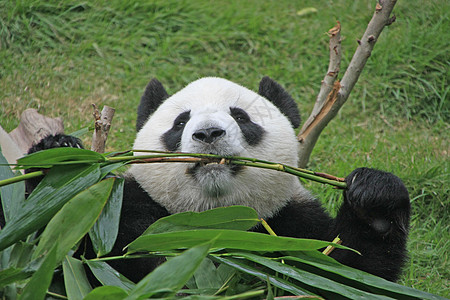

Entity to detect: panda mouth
[187,157,243,175]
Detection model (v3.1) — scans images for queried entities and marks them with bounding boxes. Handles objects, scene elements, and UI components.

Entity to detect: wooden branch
[300,21,341,133]
[297,0,398,168]
[91,104,115,153]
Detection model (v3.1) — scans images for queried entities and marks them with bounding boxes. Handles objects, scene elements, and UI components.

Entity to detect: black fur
[27,134,83,154]
[105,178,170,282]
[136,78,170,132]
[258,76,301,128]
[161,110,191,151]
[25,134,83,195]
[230,107,265,146]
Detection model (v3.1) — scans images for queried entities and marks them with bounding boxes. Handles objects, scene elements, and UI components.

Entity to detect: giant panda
[2,76,411,283]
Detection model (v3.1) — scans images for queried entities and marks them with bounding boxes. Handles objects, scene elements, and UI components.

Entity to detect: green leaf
[0,163,101,251]
[125,243,211,300]
[0,242,38,288]
[86,260,135,291]
[99,162,128,178]
[19,245,57,300]
[193,258,223,291]
[281,253,447,300]
[143,206,259,235]
[70,126,92,138]
[228,252,394,299]
[5,241,35,269]
[17,147,105,168]
[0,150,25,223]
[213,256,311,296]
[89,177,124,257]
[33,178,115,262]
[84,286,128,300]
[63,256,92,300]
[0,267,34,288]
[128,229,351,253]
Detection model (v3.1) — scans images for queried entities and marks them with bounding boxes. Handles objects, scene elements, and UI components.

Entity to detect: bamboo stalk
[5,150,347,189]
[0,171,44,188]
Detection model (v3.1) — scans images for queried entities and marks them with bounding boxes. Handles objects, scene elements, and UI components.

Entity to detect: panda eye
[230,107,250,123]
[172,111,190,129]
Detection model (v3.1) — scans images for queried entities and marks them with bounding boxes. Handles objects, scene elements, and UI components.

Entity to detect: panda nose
[192,127,226,144]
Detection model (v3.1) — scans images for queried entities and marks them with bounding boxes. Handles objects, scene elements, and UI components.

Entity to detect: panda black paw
[344,168,410,235]
[25,134,84,195]
[28,134,84,154]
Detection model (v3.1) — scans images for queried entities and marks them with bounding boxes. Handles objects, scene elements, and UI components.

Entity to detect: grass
[0,0,448,297]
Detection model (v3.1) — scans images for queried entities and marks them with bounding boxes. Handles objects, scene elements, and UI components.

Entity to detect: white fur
[129,77,312,218]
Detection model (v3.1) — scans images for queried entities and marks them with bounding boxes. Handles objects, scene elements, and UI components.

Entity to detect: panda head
[129,77,311,218]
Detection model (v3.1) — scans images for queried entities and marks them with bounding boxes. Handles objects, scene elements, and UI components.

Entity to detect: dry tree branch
[91,104,115,153]
[297,0,398,168]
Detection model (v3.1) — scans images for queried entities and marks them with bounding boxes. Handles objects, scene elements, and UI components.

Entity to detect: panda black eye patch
[230,107,265,146]
[161,110,191,151]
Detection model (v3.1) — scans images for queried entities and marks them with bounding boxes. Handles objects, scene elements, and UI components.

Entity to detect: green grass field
[0,0,448,297]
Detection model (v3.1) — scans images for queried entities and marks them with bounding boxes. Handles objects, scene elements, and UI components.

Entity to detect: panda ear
[258,76,301,128]
[136,78,170,132]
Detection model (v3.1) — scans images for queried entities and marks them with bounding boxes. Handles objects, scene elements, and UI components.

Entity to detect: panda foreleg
[329,167,411,281]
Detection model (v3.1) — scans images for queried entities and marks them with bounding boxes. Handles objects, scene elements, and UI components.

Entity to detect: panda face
[130,77,308,218]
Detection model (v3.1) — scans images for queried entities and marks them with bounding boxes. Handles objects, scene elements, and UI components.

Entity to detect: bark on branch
[297,0,398,168]
[91,104,115,153]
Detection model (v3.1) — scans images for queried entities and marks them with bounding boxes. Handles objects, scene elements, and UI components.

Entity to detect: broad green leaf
[33,178,115,262]
[6,241,35,269]
[86,260,135,291]
[84,286,128,300]
[126,243,211,300]
[281,253,447,300]
[213,256,311,296]
[127,229,351,253]
[19,245,57,300]
[63,256,92,300]
[70,127,91,138]
[143,206,259,235]
[0,267,34,288]
[193,259,223,291]
[0,150,25,223]
[0,242,38,288]
[99,162,128,178]
[89,177,124,257]
[0,163,101,251]
[17,147,105,168]
[227,252,394,300]
[179,290,266,299]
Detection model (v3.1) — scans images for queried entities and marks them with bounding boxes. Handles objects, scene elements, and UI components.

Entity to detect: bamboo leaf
[193,259,222,291]
[84,286,128,300]
[125,243,211,300]
[128,230,351,253]
[0,150,25,223]
[63,256,92,300]
[143,206,259,235]
[213,256,311,296]
[0,163,101,251]
[89,177,124,257]
[32,178,115,262]
[0,242,39,288]
[86,260,135,291]
[16,147,105,168]
[6,241,35,269]
[227,252,394,300]
[281,253,447,300]
[19,245,57,300]
[0,267,34,288]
